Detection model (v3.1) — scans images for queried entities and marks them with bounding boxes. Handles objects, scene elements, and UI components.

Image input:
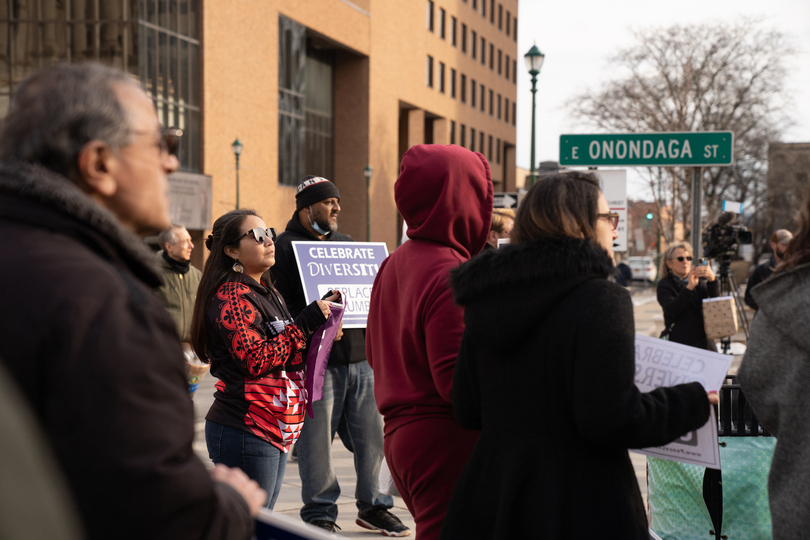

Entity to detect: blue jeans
[298,361,392,523]
[205,421,289,510]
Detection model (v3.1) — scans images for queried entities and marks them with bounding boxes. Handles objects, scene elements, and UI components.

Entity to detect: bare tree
[569,19,794,251]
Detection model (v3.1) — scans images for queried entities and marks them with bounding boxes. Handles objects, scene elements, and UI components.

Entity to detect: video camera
[702,213,753,259]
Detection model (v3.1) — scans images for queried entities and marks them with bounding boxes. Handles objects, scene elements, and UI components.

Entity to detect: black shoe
[356,507,411,537]
[310,520,341,533]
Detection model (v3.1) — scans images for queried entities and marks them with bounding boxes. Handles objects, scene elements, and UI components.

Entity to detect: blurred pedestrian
[155,224,202,341]
[656,242,718,349]
[190,209,335,510]
[744,229,792,310]
[441,171,716,539]
[367,144,492,540]
[615,258,632,287]
[0,62,264,540]
[739,188,810,540]
[485,207,515,249]
[273,176,409,536]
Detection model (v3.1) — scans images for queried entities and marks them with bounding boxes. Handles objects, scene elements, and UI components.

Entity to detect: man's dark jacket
[0,161,252,540]
[744,255,776,310]
[273,212,365,365]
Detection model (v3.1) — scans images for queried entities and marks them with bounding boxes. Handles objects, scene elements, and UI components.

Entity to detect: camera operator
[657,243,719,351]
[744,229,793,311]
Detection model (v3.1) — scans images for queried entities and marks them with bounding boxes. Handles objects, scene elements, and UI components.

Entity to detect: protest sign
[630,334,733,469]
[291,241,389,328]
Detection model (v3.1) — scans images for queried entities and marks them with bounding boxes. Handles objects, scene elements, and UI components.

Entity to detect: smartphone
[698,257,708,266]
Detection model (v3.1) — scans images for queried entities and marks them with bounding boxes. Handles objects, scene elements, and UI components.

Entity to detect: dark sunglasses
[597,212,620,229]
[130,126,183,156]
[673,256,693,262]
[233,227,277,245]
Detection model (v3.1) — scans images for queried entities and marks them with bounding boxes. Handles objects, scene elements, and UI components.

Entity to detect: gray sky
[515,0,810,200]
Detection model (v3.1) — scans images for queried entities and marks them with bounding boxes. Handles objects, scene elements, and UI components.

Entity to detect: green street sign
[559,131,733,167]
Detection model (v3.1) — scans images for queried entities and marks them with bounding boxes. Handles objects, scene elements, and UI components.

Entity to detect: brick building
[0,0,518,259]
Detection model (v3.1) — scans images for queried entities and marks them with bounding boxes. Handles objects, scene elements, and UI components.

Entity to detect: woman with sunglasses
[656,242,718,351]
[190,209,338,509]
[441,172,715,539]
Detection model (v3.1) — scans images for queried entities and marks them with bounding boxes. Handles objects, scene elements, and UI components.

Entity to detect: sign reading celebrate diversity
[630,334,733,469]
[291,241,389,329]
[559,131,734,167]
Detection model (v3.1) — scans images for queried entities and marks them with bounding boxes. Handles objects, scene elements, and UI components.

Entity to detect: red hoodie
[366,144,493,436]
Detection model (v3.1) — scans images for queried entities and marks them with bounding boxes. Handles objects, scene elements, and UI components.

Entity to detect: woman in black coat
[440,172,715,540]
[656,243,718,351]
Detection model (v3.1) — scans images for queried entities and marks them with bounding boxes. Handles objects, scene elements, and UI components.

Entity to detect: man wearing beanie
[272,176,410,536]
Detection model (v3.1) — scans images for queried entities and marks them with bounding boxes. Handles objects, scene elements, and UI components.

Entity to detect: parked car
[627,256,658,282]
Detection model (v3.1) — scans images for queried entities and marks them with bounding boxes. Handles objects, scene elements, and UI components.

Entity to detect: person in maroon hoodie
[366,144,493,540]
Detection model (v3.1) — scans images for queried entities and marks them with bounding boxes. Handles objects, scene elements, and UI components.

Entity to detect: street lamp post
[231,138,243,209]
[363,165,373,241]
[524,44,545,188]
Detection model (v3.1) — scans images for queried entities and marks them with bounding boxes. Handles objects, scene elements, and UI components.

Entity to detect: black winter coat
[441,236,711,540]
[657,273,719,351]
[0,162,252,540]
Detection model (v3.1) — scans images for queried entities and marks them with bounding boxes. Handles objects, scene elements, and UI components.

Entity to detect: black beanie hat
[295,175,341,211]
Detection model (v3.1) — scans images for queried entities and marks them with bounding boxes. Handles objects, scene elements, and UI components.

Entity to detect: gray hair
[0,62,139,181]
[158,224,186,249]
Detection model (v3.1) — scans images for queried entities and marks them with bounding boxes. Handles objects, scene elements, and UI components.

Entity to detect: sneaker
[310,520,341,533]
[356,507,411,537]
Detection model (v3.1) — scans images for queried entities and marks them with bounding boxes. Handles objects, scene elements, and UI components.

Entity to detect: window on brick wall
[506,10,511,36]
[471,30,477,59]
[505,97,509,123]
[470,127,476,151]
[480,84,485,111]
[498,4,503,30]
[489,89,493,115]
[461,74,467,103]
[490,0,495,23]
[439,62,445,93]
[450,120,456,144]
[462,24,467,52]
[451,68,456,98]
[427,55,434,87]
[480,131,485,154]
[496,138,501,163]
[427,0,434,31]
[451,16,457,46]
[470,78,476,107]
[488,135,493,161]
[440,8,446,39]
[498,49,502,74]
[460,124,466,147]
[506,54,510,80]
[481,37,486,65]
[497,94,501,119]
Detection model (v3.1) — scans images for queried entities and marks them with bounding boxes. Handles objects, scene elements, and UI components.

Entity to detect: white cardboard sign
[629,334,733,469]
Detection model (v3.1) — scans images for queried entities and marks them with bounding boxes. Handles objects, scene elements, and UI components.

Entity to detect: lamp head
[363,165,373,180]
[524,44,545,76]
[231,138,243,156]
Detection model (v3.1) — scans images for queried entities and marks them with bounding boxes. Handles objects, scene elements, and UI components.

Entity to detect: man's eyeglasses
[673,256,693,262]
[232,227,277,245]
[130,127,183,156]
[597,212,620,229]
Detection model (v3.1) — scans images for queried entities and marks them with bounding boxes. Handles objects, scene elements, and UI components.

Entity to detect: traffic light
[646,213,654,220]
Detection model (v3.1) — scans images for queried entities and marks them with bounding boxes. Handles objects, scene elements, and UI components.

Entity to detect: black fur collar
[452,236,614,305]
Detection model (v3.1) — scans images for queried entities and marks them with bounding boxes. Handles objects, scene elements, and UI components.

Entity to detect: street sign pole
[691,167,703,259]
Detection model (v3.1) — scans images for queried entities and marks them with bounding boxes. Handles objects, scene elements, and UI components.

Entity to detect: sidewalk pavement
[190,283,749,536]
[191,373,415,539]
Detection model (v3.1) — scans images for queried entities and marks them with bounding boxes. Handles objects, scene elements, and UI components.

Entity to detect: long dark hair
[190,209,267,362]
[512,171,601,245]
[776,185,810,274]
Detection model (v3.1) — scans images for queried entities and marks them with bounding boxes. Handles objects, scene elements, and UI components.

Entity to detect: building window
[480,84,485,112]
[513,17,518,41]
[498,49,502,74]
[470,128,476,151]
[451,16,457,46]
[450,68,456,98]
[440,8,446,39]
[488,135,493,161]
[513,59,517,83]
[498,4,503,30]
[427,55,434,87]
[460,124,466,147]
[481,0,486,17]
[496,138,501,163]
[450,120,456,144]
[505,97,509,123]
[512,102,516,125]
[490,0,495,23]
[427,0,434,31]
[480,131,485,154]
[471,79,476,107]
[506,54,510,80]
[439,61,445,93]
[472,0,478,10]
[471,30,477,59]
[279,16,306,185]
[460,74,467,103]
[506,11,511,36]
[489,43,494,70]
[480,37,486,65]
[304,48,335,183]
[461,24,467,52]
[489,89,493,115]
[497,94,501,119]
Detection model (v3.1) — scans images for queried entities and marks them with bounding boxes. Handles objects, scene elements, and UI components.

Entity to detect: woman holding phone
[190,209,338,509]
[656,242,718,350]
